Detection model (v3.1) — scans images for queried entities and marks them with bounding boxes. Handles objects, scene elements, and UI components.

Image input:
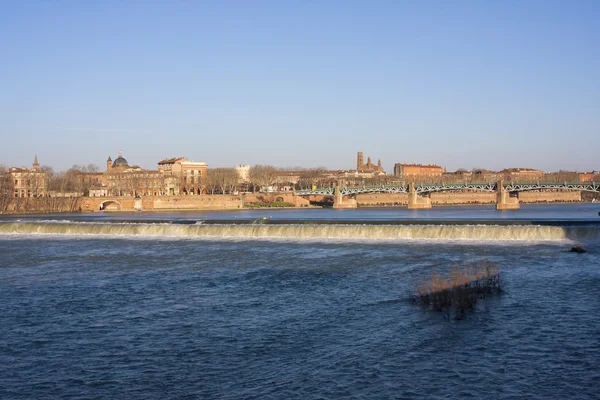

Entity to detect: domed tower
[112,150,129,168]
[107,156,112,172]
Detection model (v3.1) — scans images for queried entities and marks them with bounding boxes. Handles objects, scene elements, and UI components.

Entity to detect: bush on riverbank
[414,261,501,319]
[245,201,295,208]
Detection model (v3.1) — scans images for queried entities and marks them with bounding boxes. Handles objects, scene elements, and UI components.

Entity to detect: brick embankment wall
[356,193,409,206]
[302,195,333,205]
[81,193,311,212]
[356,191,583,206]
[243,193,310,207]
[431,192,496,205]
[82,197,134,211]
[153,195,243,210]
[356,192,498,206]
[518,191,581,203]
[8,197,82,213]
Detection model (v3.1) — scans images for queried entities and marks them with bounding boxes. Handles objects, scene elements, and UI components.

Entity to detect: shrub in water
[414,261,501,319]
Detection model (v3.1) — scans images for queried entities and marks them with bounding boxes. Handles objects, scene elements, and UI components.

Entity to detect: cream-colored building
[90,151,171,197]
[85,152,209,197]
[236,164,250,183]
[8,155,47,198]
[158,157,208,195]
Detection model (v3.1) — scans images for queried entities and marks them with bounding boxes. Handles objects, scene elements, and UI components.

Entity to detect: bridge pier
[333,184,357,209]
[496,180,520,210]
[407,182,432,209]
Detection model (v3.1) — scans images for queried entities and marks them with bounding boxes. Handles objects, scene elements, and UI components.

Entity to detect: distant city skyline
[1,1,599,172]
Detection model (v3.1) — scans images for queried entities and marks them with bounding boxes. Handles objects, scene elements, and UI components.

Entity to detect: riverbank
[0,189,597,215]
[2,200,598,215]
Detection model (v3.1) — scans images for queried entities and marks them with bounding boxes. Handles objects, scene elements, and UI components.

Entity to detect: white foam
[1,221,598,244]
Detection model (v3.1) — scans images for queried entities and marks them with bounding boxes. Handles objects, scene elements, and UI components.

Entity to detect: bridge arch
[503,182,600,193]
[298,182,600,196]
[99,200,122,211]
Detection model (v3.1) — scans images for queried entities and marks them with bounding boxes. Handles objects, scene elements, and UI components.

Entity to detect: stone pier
[333,185,357,209]
[407,182,432,209]
[496,180,520,210]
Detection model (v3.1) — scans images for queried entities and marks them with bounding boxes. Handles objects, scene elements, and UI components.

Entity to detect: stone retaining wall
[518,191,581,203]
[356,193,409,206]
[354,191,581,206]
[431,192,496,205]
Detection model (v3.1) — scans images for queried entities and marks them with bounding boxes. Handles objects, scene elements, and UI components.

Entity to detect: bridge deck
[296,182,600,196]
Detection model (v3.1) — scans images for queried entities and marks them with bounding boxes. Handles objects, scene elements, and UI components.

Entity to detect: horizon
[1,1,599,172]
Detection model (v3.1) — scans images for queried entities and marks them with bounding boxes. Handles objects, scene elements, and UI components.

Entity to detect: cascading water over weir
[1,220,599,242]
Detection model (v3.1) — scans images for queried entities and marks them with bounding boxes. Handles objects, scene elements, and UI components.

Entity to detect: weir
[2,221,599,241]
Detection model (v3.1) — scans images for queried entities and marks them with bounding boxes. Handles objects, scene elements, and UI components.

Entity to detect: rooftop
[158,157,187,165]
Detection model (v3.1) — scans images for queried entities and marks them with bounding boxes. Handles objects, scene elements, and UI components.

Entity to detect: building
[393,163,443,180]
[471,169,499,182]
[88,152,209,197]
[442,169,472,183]
[579,171,600,182]
[8,155,47,197]
[236,164,250,183]
[101,151,167,196]
[158,157,208,195]
[499,168,544,181]
[356,152,385,174]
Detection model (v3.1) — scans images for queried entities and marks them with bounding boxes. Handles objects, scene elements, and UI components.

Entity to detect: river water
[1,204,600,399]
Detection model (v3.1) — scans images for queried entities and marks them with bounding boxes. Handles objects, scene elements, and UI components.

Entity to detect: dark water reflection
[1,237,599,399]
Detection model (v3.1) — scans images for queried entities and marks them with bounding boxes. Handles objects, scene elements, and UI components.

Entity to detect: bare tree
[0,164,12,212]
[206,168,238,194]
[249,165,278,192]
[86,164,100,173]
[219,168,239,194]
[544,170,579,183]
[204,169,220,195]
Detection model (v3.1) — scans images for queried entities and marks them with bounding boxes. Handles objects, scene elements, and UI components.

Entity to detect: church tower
[107,156,112,172]
[357,152,364,170]
[32,154,39,171]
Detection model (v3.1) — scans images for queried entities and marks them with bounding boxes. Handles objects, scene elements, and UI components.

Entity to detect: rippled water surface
[1,232,600,399]
[4,202,600,222]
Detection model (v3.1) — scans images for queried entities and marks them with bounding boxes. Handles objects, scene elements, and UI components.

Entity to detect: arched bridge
[296,181,600,210]
[297,181,600,196]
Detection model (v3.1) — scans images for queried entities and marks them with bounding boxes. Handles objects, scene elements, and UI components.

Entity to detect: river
[1,204,599,399]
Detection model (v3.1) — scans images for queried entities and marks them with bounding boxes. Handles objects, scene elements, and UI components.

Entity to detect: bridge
[296,181,600,210]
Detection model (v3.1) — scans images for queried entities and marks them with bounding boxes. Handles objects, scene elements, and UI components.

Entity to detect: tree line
[1,160,594,213]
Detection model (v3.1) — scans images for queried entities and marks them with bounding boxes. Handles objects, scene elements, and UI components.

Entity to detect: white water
[1,222,599,241]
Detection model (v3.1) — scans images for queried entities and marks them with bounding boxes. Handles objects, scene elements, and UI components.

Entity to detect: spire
[33,154,39,171]
[378,159,382,167]
[107,156,112,161]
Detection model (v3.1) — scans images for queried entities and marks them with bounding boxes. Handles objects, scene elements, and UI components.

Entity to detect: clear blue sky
[1,0,598,173]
